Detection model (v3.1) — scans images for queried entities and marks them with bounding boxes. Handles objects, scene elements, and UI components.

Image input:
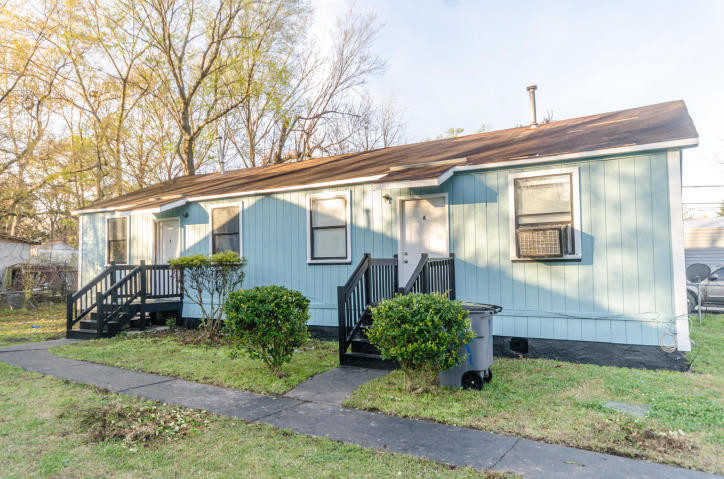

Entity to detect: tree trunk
[113,150,123,196]
[183,133,195,176]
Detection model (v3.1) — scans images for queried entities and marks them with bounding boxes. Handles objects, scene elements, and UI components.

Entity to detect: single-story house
[684,217,724,269]
[0,233,40,290]
[31,241,78,264]
[70,100,698,370]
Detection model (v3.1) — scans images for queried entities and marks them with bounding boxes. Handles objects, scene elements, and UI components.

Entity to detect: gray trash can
[439,302,502,390]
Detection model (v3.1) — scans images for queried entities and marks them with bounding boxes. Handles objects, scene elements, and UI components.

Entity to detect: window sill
[307,259,352,265]
[511,255,581,263]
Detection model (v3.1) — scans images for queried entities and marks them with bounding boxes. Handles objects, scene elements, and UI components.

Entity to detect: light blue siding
[78,152,676,346]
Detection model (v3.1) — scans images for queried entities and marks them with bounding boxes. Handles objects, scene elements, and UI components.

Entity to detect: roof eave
[373,136,699,191]
[72,136,699,215]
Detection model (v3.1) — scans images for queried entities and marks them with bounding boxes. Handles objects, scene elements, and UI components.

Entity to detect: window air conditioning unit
[517,226,574,258]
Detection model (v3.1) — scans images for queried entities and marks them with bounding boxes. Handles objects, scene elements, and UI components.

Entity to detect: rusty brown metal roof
[0,233,41,245]
[75,100,697,214]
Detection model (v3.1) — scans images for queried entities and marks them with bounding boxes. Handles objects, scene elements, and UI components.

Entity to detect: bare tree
[287,10,386,161]
[0,1,66,235]
[322,95,405,154]
[52,0,151,197]
[128,0,262,175]
[222,7,394,167]
[0,0,407,243]
[0,0,55,106]
[220,0,311,168]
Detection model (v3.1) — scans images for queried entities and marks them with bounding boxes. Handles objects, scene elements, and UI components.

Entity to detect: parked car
[687,265,724,313]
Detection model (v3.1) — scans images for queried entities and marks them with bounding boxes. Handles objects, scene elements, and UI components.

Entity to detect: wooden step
[67,328,114,339]
[350,336,380,355]
[341,351,397,369]
[79,319,123,334]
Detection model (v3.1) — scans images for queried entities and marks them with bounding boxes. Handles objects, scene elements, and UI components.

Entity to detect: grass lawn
[688,312,723,375]
[0,362,512,478]
[53,331,339,395]
[344,315,724,474]
[0,303,65,347]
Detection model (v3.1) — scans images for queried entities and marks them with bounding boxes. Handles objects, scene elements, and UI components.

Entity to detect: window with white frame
[211,206,241,255]
[106,216,128,264]
[308,192,350,263]
[509,167,581,260]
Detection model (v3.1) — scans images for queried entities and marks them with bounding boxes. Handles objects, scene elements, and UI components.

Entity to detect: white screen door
[156,219,180,264]
[399,196,449,287]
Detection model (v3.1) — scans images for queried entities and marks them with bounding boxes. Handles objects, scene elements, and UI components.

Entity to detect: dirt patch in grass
[62,396,211,447]
[141,327,232,347]
[574,418,702,468]
[1,362,509,478]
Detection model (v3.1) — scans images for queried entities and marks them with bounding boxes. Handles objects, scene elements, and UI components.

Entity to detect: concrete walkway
[284,365,387,405]
[0,340,717,479]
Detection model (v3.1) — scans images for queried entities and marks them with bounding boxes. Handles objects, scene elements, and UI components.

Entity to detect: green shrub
[223,286,310,376]
[168,252,247,338]
[367,293,474,391]
[165,316,177,332]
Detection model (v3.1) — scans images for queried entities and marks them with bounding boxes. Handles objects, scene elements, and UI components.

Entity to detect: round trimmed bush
[223,285,309,376]
[367,293,474,391]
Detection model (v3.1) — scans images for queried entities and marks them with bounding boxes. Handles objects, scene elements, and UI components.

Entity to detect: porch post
[337,285,346,365]
[449,252,456,300]
[363,253,372,307]
[139,260,147,331]
[96,292,104,338]
[66,293,73,337]
[109,261,117,305]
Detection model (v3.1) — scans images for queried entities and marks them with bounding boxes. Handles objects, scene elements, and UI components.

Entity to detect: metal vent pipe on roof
[526,85,538,128]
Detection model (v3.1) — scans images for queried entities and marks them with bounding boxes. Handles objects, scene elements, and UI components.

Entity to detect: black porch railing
[336,254,399,364]
[337,252,456,364]
[401,254,456,299]
[66,261,182,338]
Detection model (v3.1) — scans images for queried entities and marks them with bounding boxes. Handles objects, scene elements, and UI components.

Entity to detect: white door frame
[155,217,180,264]
[397,193,450,287]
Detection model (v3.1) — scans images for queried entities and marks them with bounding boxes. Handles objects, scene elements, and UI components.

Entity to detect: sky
[310,0,724,216]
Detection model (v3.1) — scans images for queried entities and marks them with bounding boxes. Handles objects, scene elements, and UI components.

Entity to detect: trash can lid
[460,302,503,314]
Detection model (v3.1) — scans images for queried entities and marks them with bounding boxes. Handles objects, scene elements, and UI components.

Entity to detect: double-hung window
[308,192,350,263]
[106,217,128,264]
[509,167,581,260]
[211,206,241,255]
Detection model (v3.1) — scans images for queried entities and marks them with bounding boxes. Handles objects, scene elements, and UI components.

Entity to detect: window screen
[310,196,347,260]
[514,174,572,226]
[107,217,128,264]
[212,206,240,254]
[513,172,578,258]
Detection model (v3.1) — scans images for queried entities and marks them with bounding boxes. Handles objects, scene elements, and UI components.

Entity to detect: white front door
[156,219,180,264]
[399,196,449,287]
